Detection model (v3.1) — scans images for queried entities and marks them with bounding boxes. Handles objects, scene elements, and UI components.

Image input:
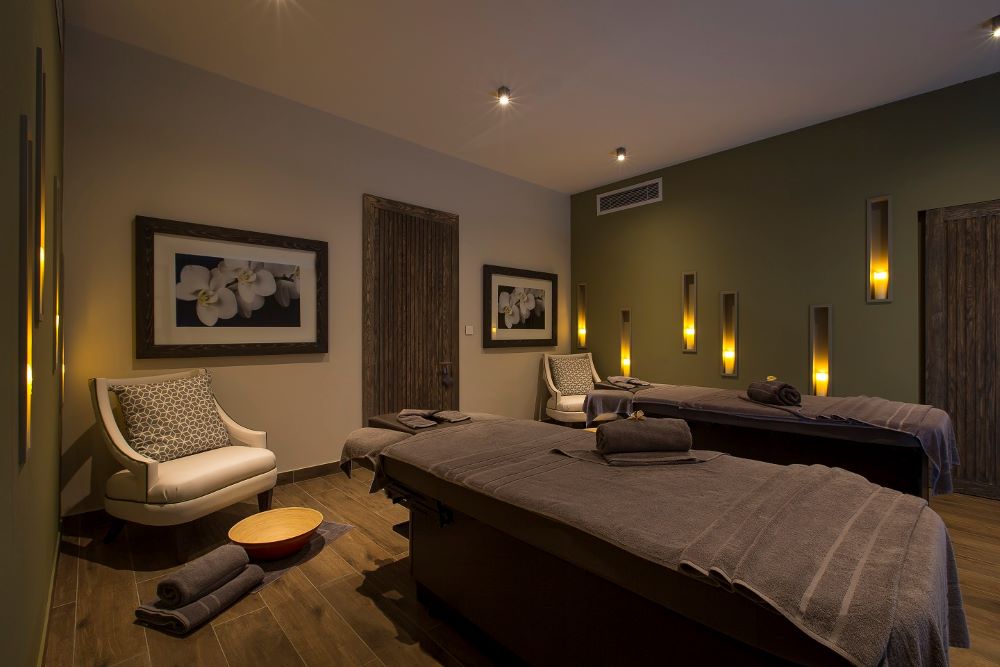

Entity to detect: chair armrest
[89,378,158,491]
[216,402,267,448]
[541,355,561,399]
[587,353,602,384]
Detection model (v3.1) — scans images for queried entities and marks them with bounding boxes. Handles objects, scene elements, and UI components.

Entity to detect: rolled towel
[747,380,802,407]
[432,410,469,423]
[137,564,264,635]
[596,417,693,455]
[156,544,249,608]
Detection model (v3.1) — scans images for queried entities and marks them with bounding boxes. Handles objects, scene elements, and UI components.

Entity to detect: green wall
[572,73,1000,403]
[1,0,65,664]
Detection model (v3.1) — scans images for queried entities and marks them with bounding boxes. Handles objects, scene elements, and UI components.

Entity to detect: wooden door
[362,194,459,422]
[924,198,1000,498]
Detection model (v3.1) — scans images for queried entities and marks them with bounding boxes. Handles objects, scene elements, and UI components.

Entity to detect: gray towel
[553,448,723,466]
[596,417,692,454]
[747,380,802,407]
[432,410,469,423]
[397,409,437,429]
[137,564,264,635]
[155,544,249,608]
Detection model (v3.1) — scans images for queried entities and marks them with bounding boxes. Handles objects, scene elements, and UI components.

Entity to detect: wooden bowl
[228,507,324,560]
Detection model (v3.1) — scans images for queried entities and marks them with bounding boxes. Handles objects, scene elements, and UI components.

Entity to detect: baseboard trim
[276,461,343,486]
[36,526,61,667]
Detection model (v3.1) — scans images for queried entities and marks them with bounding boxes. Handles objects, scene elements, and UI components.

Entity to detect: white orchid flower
[516,289,536,321]
[217,260,277,317]
[532,292,545,317]
[176,265,238,326]
[265,263,301,307]
[498,290,521,328]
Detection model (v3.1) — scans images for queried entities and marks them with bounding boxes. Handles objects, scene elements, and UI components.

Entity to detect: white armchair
[542,352,616,425]
[90,369,277,540]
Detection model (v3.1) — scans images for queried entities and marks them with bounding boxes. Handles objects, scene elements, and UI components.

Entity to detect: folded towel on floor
[397,409,437,429]
[746,380,801,407]
[137,564,264,635]
[596,416,693,454]
[155,544,249,608]
[432,410,469,423]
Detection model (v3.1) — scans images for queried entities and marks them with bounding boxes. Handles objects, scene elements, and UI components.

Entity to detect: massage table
[585,385,959,499]
[372,418,967,667]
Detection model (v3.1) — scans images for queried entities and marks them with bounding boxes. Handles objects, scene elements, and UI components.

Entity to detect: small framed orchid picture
[482,264,557,348]
[135,216,328,358]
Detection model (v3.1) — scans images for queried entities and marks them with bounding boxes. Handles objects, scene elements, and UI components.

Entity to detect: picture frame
[18,115,34,464]
[135,216,329,358]
[55,0,65,52]
[482,264,557,348]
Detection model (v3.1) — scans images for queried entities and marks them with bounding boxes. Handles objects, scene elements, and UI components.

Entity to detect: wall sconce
[720,291,738,377]
[18,114,33,464]
[576,283,587,349]
[620,308,632,375]
[866,196,892,303]
[810,304,833,396]
[681,272,697,353]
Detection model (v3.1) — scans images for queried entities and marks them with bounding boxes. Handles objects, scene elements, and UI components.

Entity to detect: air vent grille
[596,178,662,215]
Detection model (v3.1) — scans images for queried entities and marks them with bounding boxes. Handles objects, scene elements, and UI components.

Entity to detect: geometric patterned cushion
[549,355,595,396]
[109,371,231,462]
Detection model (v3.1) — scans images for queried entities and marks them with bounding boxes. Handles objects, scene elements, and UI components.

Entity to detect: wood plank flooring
[42,470,1000,666]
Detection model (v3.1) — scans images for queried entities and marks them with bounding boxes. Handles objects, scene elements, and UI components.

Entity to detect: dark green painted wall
[572,73,1000,402]
[1,0,64,664]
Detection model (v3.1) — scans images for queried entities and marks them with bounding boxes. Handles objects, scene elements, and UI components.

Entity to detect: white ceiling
[67,0,1000,194]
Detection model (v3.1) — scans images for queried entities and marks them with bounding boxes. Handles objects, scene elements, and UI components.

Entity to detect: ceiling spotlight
[497,86,511,106]
[992,15,1000,38]
[616,146,627,162]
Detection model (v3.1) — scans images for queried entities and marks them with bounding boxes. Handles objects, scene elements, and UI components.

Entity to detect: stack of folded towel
[594,413,702,465]
[136,544,263,635]
[746,379,802,406]
[397,408,470,429]
[604,376,652,390]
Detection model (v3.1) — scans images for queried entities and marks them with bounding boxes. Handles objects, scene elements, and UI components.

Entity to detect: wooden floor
[42,470,1000,667]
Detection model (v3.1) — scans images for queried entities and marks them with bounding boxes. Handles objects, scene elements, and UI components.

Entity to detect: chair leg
[103,517,126,544]
[257,489,274,512]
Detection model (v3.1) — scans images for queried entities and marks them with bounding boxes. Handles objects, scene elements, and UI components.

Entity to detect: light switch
[465,325,474,336]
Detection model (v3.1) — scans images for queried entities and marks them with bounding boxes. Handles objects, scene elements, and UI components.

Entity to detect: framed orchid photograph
[135,216,328,358]
[482,264,557,348]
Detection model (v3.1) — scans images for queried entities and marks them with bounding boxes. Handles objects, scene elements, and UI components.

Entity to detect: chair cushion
[549,355,595,396]
[110,371,231,462]
[547,394,586,413]
[106,445,277,504]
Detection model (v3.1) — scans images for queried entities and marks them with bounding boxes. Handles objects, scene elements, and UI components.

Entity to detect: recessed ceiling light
[992,15,1000,38]
[496,86,511,106]
[616,147,627,162]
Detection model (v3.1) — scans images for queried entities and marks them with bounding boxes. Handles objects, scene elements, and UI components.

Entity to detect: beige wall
[1,1,64,664]
[62,29,570,514]
[571,73,1000,403]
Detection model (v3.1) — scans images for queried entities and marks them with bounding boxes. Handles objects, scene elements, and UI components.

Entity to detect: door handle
[440,362,454,389]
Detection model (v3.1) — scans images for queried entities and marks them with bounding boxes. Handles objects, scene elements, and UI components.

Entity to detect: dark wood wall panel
[925,200,1000,498]
[362,195,459,422]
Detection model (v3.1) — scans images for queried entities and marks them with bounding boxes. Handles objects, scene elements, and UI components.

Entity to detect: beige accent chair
[90,369,277,540]
[542,352,616,425]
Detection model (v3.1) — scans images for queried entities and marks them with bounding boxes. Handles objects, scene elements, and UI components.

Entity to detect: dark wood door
[362,194,459,422]
[924,198,1000,498]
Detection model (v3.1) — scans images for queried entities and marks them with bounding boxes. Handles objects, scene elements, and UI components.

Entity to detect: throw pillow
[549,356,595,396]
[110,372,231,462]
